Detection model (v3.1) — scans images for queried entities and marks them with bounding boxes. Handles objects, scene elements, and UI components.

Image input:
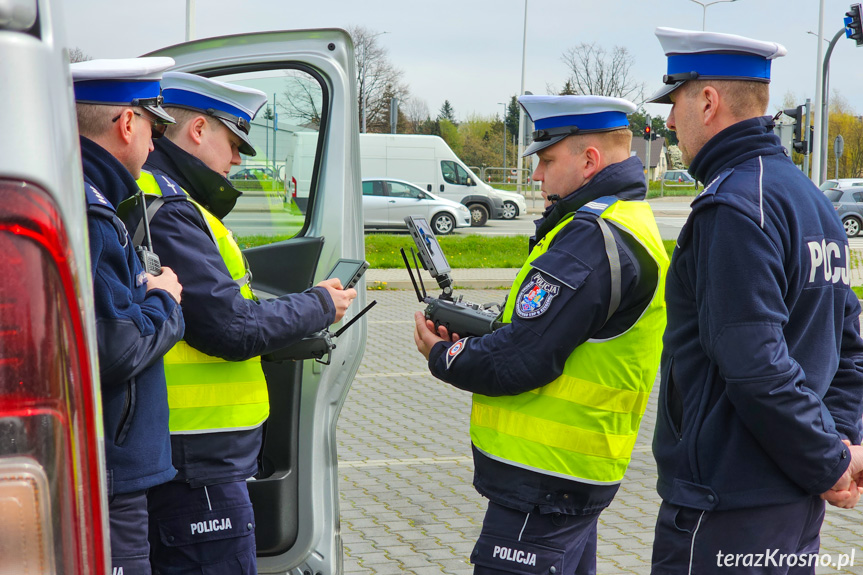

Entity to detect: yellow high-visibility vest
[471,197,668,484]
[136,171,269,434]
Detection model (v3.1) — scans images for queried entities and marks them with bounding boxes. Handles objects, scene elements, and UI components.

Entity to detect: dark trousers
[147,480,257,575]
[471,500,599,575]
[109,490,152,575]
[651,497,825,574]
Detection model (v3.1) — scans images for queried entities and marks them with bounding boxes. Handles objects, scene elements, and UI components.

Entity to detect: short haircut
[76,103,125,138]
[684,79,769,118]
[567,126,633,155]
[162,106,237,142]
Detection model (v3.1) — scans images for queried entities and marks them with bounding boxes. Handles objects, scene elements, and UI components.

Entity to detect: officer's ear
[582,146,602,180]
[114,108,136,145]
[187,115,209,146]
[699,85,721,127]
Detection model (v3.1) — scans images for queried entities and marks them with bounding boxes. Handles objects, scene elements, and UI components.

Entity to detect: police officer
[414,95,668,575]
[646,28,863,573]
[72,58,185,574]
[124,72,356,574]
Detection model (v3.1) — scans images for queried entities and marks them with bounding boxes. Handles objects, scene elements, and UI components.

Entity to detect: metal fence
[467,166,535,187]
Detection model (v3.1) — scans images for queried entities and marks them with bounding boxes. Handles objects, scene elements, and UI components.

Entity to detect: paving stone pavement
[337,289,863,574]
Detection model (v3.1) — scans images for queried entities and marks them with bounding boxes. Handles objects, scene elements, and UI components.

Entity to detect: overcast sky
[64,0,863,122]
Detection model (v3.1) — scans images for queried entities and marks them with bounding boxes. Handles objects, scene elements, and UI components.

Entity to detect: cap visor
[645,82,684,105]
[146,105,176,124]
[523,135,567,157]
[220,118,256,156]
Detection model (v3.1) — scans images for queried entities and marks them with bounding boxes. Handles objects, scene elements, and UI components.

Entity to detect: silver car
[363,177,472,234]
[825,188,863,237]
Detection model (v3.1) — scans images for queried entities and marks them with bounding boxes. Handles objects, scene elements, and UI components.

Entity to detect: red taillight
[291,177,297,199]
[0,180,106,574]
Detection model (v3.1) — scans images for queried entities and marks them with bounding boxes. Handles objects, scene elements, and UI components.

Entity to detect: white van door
[146,30,364,575]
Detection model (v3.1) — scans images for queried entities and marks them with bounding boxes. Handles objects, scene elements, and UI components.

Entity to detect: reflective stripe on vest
[470,198,669,484]
[137,171,269,434]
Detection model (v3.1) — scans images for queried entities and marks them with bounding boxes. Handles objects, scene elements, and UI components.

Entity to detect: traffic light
[643,126,652,140]
[784,105,808,154]
[845,3,863,46]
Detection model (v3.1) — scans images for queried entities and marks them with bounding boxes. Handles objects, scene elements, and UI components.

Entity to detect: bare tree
[402,96,430,133]
[68,46,91,63]
[348,26,410,133]
[279,70,324,129]
[560,43,644,101]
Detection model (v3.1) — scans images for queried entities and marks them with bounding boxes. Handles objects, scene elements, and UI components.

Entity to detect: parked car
[825,187,863,237]
[497,189,528,219]
[363,178,471,234]
[661,169,699,190]
[1,9,366,573]
[819,178,863,192]
[1,5,109,572]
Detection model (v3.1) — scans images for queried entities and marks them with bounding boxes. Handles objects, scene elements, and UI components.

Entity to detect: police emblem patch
[516,272,560,319]
[445,338,469,369]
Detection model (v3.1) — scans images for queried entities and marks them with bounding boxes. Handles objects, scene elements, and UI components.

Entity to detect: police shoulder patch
[445,338,470,370]
[515,272,560,319]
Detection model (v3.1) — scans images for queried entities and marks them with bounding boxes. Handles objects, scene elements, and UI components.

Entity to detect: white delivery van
[360,134,508,226]
[286,133,521,226]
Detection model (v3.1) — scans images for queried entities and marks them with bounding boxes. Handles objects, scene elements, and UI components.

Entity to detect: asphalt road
[223,192,693,241]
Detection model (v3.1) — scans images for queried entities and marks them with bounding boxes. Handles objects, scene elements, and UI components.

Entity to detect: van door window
[217,67,327,246]
[441,160,471,186]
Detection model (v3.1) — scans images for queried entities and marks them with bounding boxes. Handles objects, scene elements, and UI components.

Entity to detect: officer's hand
[414,311,446,360]
[146,266,182,304]
[822,442,863,509]
[316,278,357,324]
[425,318,460,343]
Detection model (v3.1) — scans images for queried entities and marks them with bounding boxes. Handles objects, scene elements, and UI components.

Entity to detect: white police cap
[519,95,637,156]
[647,27,787,104]
[71,57,176,124]
[161,72,268,156]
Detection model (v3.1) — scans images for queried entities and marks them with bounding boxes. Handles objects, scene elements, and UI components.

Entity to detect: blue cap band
[74,80,161,104]
[533,111,630,132]
[667,53,771,81]
[162,88,251,122]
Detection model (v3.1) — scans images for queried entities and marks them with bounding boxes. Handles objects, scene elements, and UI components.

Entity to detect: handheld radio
[134,191,162,276]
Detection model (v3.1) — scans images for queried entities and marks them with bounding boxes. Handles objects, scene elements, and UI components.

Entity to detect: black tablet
[325,258,369,289]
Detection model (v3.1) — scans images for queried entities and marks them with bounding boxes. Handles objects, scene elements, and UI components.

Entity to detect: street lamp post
[361,31,388,133]
[498,102,507,181]
[688,0,738,30]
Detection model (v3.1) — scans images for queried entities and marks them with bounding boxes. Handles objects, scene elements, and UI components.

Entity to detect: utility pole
[516,0,528,196]
[498,102,507,180]
[185,0,195,42]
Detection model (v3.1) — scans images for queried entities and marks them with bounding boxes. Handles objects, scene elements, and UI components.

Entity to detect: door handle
[388,200,396,203]
[440,184,444,192]
[427,184,432,192]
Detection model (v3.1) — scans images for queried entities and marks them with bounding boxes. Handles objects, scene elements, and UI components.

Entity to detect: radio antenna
[401,248,425,303]
[410,248,428,300]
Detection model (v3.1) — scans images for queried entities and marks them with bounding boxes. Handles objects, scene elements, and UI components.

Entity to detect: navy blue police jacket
[427,156,659,515]
[130,137,336,487]
[653,117,863,512]
[80,137,184,496]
